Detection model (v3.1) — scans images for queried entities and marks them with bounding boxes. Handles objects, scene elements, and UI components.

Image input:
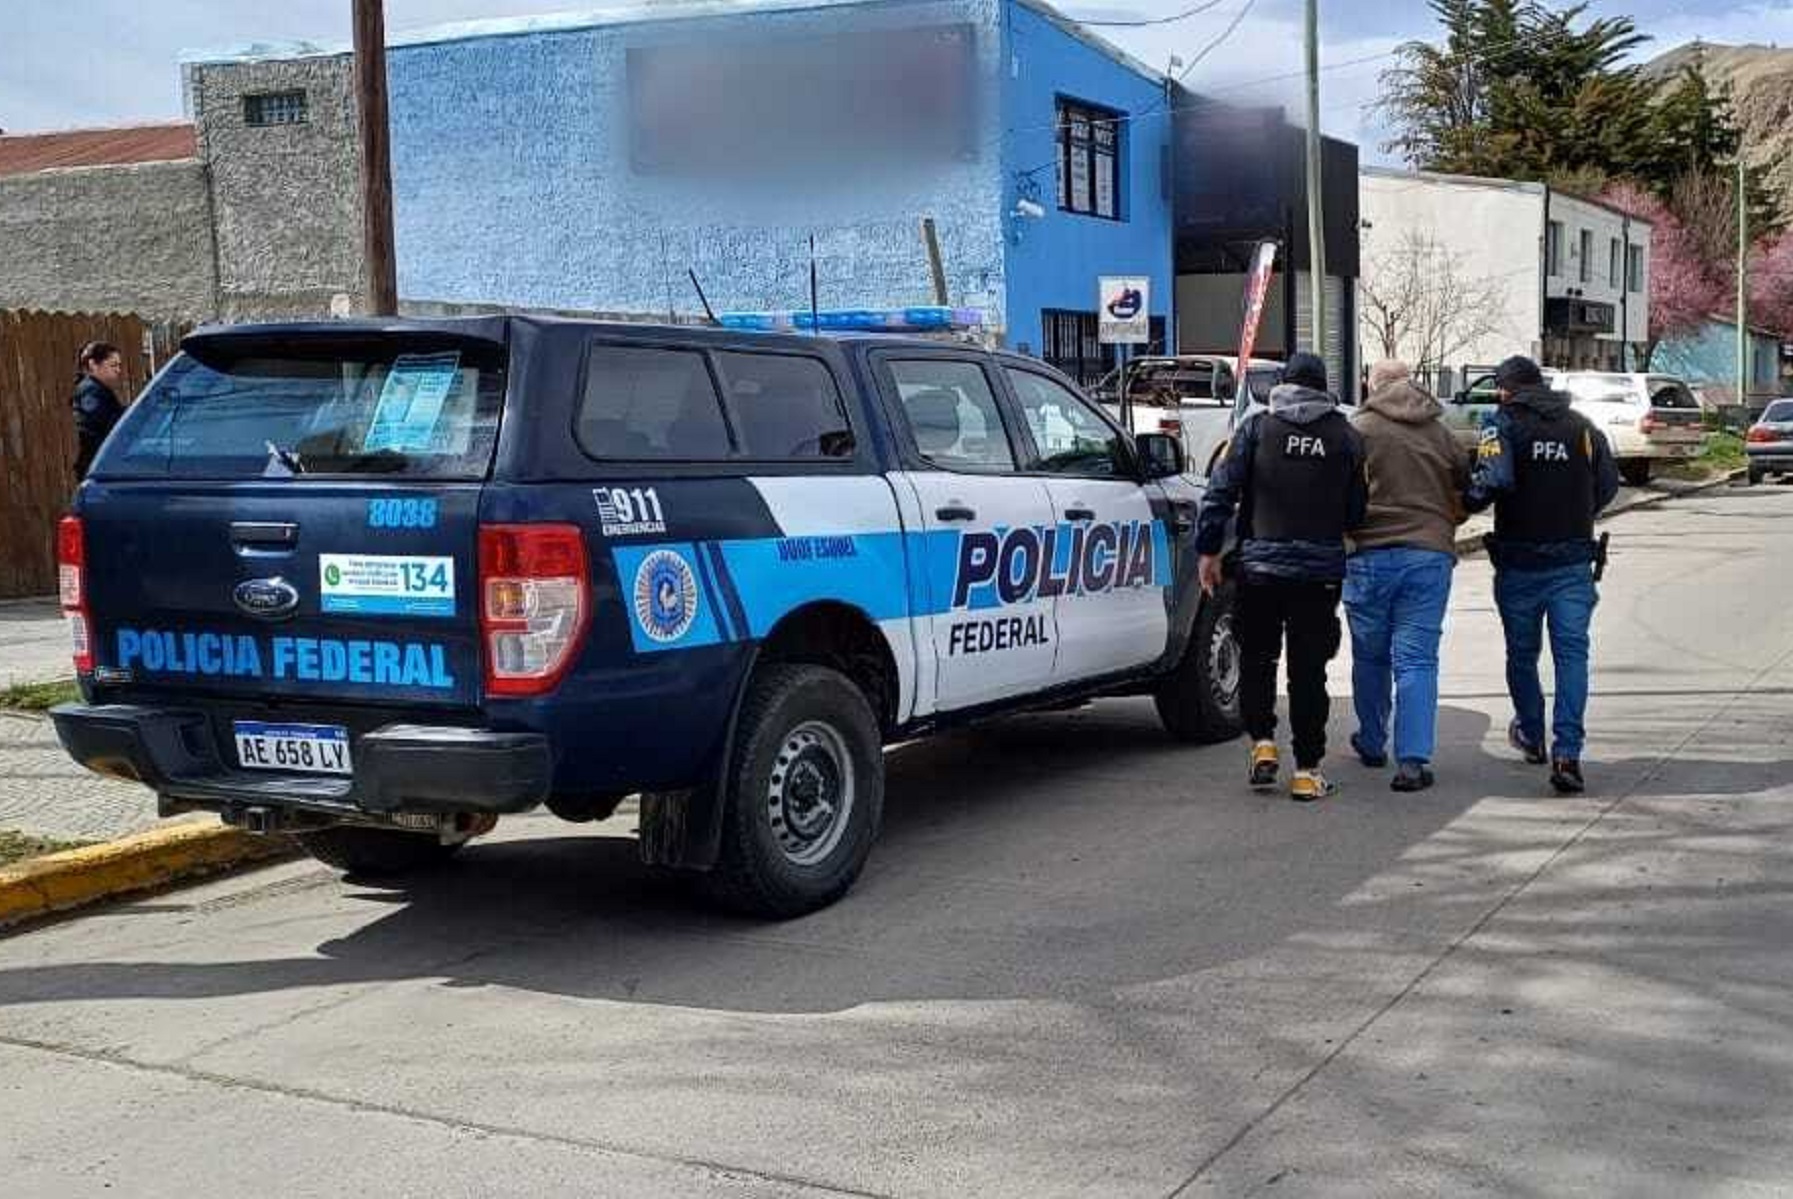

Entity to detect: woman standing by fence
[70,340,125,479]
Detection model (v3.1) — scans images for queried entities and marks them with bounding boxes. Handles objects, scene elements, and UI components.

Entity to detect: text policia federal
[114,628,456,689]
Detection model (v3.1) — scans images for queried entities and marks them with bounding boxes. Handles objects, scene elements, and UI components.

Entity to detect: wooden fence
[0,309,187,598]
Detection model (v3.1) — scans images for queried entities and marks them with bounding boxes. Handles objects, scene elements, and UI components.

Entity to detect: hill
[1645,42,1793,225]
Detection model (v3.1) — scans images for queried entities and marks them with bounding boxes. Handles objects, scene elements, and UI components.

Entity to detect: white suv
[1448,369,1705,485]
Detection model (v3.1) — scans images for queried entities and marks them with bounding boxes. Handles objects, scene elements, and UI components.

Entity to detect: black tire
[699,664,884,919]
[1154,581,1245,744]
[296,825,462,877]
[1748,466,1764,486]
[1619,459,1652,487]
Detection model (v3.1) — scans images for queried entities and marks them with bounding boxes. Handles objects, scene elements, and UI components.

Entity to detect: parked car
[50,317,1243,918]
[1097,355,1285,478]
[1448,369,1704,485]
[1745,398,1793,484]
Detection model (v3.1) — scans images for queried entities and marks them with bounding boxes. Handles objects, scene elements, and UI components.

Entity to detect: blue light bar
[717,306,985,333]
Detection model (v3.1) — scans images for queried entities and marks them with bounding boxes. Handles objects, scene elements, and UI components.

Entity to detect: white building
[1359,167,1651,375]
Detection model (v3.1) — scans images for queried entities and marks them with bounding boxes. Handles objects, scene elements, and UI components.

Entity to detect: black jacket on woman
[71,375,123,479]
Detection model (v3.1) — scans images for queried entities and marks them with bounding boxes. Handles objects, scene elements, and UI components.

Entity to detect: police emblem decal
[633,550,699,643]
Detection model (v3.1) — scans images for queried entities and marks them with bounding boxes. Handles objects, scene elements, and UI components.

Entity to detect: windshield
[96,345,505,480]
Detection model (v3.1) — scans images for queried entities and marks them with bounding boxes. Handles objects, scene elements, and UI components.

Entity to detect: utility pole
[1304,0,1327,362]
[1737,154,1749,406]
[353,0,397,315]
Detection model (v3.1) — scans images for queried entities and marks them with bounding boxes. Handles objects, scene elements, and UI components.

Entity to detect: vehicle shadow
[0,699,1785,1019]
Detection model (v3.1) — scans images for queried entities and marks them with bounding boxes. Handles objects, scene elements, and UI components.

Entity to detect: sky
[4,0,1785,162]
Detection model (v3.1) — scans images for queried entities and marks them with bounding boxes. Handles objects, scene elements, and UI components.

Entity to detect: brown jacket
[1348,381,1471,556]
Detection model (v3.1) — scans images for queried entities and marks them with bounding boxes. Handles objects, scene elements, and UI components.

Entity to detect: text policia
[944,518,1167,657]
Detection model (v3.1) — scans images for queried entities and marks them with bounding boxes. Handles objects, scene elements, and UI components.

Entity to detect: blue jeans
[1344,548,1455,765]
[1494,562,1598,760]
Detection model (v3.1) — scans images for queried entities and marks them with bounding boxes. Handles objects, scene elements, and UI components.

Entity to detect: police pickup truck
[53,316,1241,917]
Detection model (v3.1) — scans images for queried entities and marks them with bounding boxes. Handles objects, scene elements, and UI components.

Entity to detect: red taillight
[478,523,590,697]
[1637,413,1661,434]
[1747,425,1781,444]
[1158,417,1183,435]
[57,515,92,674]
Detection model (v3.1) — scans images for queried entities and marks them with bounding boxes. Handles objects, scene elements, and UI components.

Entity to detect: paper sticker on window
[363,353,462,453]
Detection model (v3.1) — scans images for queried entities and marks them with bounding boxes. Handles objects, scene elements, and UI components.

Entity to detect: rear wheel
[1619,458,1652,487]
[296,826,462,877]
[698,664,884,919]
[1748,465,1765,486]
[1155,582,1244,744]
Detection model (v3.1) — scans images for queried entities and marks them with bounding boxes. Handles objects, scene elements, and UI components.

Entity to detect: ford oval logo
[233,577,300,621]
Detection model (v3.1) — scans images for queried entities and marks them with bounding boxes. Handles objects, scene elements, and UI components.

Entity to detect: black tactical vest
[1494,405,1599,544]
[1248,411,1356,542]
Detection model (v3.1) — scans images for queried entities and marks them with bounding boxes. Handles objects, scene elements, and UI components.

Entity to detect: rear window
[1563,374,1636,405]
[97,345,504,480]
[576,343,854,461]
[1763,400,1793,423]
[712,352,855,459]
[577,345,732,459]
[1647,380,1699,409]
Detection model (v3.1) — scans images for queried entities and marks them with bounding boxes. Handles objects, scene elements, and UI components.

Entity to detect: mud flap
[638,648,761,870]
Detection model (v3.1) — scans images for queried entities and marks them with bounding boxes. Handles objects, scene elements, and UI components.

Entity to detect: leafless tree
[1360,231,1512,373]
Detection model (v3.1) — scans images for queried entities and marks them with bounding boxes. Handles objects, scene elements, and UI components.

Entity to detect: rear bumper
[1745,445,1793,471]
[50,703,550,818]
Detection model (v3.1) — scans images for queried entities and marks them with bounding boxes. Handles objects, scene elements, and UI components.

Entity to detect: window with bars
[1055,98,1122,220]
[244,90,309,127]
[1038,310,1165,388]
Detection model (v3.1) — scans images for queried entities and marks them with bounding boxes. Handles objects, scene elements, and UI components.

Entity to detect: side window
[1005,368,1127,477]
[887,359,1016,472]
[713,352,855,460]
[577,344,731,460]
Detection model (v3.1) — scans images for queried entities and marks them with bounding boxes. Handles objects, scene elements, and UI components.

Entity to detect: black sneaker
[1550,759,1585,794]
[1391,760,1435,792]
[1350,732,1387,769]
[1508,721,1548,765]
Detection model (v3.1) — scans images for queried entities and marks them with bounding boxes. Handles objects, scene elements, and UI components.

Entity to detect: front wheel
[296,826,462,877]
[1155,582,1245,744]
[698,664,884,919]
[1619,458,1652,487]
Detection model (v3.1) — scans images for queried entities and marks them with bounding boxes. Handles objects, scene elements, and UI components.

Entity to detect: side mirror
[1136,431,1185,479]
[1452,390,1469,404]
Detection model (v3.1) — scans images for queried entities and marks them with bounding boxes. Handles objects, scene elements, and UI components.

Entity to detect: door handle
[1169,503,1196,534]
[934,504,977,522]
[229,521,298,547]
[1063,506,1097,522]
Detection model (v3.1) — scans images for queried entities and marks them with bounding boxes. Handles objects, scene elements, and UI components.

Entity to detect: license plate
[233,721,353,775]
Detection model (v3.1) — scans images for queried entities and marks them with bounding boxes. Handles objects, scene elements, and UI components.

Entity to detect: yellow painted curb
[0,822,296,929]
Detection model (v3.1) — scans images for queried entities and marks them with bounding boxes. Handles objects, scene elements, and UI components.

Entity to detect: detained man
[1344,360,1471,792]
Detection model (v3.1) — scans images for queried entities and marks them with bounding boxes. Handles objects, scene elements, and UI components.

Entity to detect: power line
[1006,14,1635,147]
[1175,0,1259,81]
[1075,0,1227,29]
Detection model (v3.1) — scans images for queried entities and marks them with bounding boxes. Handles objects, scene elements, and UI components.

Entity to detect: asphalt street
[2,483,1790,1198]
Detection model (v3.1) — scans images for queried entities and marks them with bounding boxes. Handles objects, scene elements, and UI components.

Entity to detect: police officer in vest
[1466,355,1620,794]
[1197,352,1368,801]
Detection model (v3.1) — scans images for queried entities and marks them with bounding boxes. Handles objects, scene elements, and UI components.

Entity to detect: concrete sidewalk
[0,600,163,842]
[0,598,72,689]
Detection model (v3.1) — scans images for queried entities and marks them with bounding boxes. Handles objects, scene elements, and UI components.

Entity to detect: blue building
[1654,317,1784,411]
[367,0,1173,381]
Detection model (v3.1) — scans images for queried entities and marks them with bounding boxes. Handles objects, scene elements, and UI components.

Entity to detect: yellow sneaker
[1249,740,1280,790]
[1290,768,1336,803]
